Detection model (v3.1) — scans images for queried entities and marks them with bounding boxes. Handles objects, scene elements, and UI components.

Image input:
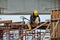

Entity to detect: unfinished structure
[50,9,60,40]
[0,9,60,40]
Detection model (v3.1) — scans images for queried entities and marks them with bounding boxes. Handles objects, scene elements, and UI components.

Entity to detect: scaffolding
[0,9,60,40]
[16,9,60,40]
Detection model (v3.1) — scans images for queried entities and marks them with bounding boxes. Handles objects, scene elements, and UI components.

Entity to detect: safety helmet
[33,10,39,16]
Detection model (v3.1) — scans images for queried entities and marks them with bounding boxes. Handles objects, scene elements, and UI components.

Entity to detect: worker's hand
[27,23,32,30]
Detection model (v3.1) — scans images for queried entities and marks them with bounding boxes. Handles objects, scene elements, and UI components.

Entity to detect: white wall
[4,0,58,13]
[0,15,50,22]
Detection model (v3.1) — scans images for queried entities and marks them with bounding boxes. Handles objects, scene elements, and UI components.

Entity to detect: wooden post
[50,9,60,40]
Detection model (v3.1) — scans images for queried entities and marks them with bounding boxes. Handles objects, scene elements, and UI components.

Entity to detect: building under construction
[0,0,60,40]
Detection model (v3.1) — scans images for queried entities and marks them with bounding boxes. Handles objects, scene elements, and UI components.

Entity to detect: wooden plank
[56,23,60,37]
[58,10,60,18]
[0,20,12,24]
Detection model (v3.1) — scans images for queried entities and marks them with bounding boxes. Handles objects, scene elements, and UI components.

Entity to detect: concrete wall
[58,0,60,8]
[3,0,58,13]
[0,0,7,8]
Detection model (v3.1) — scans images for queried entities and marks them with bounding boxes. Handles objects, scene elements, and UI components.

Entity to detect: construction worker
[27,10,40,30]
[30,10,40,25]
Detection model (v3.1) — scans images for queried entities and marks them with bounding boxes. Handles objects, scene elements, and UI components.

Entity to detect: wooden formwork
[50,9,60,40]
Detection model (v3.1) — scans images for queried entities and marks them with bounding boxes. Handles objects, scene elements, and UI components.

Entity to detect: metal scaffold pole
[16,21,49,40]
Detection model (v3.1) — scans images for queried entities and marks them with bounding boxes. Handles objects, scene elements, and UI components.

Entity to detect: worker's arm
[35,16,40,25]
[30,15,34,24]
